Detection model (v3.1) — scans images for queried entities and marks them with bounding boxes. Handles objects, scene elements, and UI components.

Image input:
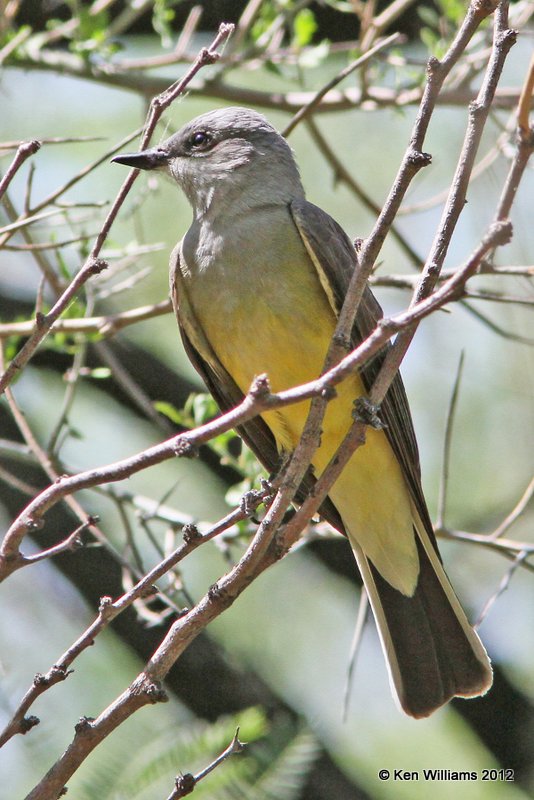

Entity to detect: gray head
[113,107,304,215]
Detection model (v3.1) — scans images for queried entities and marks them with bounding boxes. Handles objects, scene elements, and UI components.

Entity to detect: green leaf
[0,25,31,57]
[155,393,263,485]
[437,0,466,25]
[292,8,318,48]
[75,707,320,800]
[76,7,109,41]
[88,367,111,380]
[251,1,277,43]
[190,392,219,425]
[153,400,185,426]
[152,0,184,47]
[255,727,321,799]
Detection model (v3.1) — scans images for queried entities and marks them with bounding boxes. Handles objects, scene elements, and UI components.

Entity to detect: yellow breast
[184,221,418,595]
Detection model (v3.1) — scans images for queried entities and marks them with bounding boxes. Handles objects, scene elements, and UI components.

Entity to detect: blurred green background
[1,10,533,799]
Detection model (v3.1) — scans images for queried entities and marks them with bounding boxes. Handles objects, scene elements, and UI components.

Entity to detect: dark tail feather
[355,536,493,718]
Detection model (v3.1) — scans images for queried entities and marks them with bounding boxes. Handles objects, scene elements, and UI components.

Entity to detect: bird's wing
[289,200,492,716]
[170,245,345,530]
[289,198,435,540]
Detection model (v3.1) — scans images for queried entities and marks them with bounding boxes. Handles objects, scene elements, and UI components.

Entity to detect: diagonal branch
[19,214,511,794]
[1,218,511,579]
[0,140,41,200]
[0,24,234,398]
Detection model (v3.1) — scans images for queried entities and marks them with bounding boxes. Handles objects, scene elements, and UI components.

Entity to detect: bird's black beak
[112,146,169,171]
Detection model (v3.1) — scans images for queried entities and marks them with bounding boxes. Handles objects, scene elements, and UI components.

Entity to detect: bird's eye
[187,130,212,150]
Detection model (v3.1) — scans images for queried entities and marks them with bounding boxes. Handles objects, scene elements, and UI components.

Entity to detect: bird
[113,106,492,717]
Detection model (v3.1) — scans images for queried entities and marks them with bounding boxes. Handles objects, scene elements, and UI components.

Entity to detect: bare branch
[258,5,500,551]
[517,51,534,134]
[166,729,245,799]
[368,7,517,403]
[1,4,530,794]
[1,218,511,580]
[0,207,68,237]
[342,589,369,722]
[0,257,108,396]
[304,116,422,268]
[0,139,41,200]
[13,52,528,114]
[489,478,534,541]
[2,232,94,252]
[0,136,106,149]
[436,351,465,530]
[0,489,268,748]
[26,128,143,218]
[21,518,94,567]
[282,32,403,137]
[0,24,234,397]
[0,299,172,339]
[361,0,419,47]
[0,464,39,496]
[0,21,31,63]
[491,55,534,226]
[105,6,204,70]
[476,549,531,627]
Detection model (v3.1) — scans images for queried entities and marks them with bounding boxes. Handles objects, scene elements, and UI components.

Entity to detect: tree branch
[1,218,511,579]
[0,139,40,200]
[0,24,234,397]
[165,729,245,799]
[0,299,173,339]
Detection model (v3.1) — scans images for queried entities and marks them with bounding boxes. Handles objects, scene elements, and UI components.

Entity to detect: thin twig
[22,518,94,566]
[489,478,534,541]
[491,56,534,226]
[0,136,106,149]
[342,589,369,722]
[0,257,108,396]
[12,49,528,114]
[360,0,418,50]
[0,22,31,63]
[366,6,517,405]
[27,128,143,218]
[517,51,534,134]
[0,24,234,397]
[0,299,172,339]
[0,140,41,200]
[436,351,465,530]
[46,297,94,456]
[2,232,94,251]
[166,730,245,799]
[0,465,39,496]
[0,487,267,748]
[304,116,422,268]
[440,528,534,559]
[0,207,68,237]
[2,219,511,577]
[475,549,530,627]
[108,6,204,69]
[282,32,402,137]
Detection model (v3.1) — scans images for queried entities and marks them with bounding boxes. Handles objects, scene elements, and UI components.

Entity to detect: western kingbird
[113,107,492,717]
